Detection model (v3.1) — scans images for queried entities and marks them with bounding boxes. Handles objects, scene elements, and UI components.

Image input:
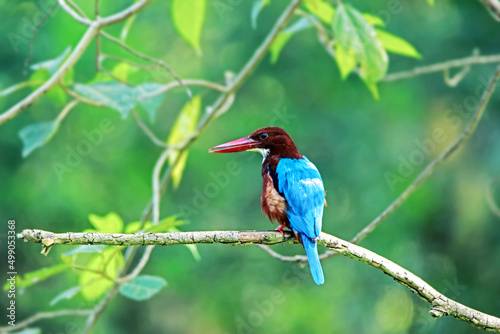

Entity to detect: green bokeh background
[1,0,500,333]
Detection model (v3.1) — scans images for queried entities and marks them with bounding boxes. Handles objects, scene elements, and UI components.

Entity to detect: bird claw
[275,225,285,237]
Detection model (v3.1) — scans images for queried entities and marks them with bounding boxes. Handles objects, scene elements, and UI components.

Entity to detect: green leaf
[86,212,124,233]
[251,0,270,29]
[63,245,107,257]
[79,248,124,300]
[427,0,435,5]
[169,226,200,261]
[333,4,388,84]
[185,244,201,261]
[334,43,356,79]
[304,0,335,24]
[167,96,201,189]
[172,0,205,54]
[362,13,385,27]
[137,83,165,122]
[270,18,313,64]
[147,216,184,233]
[365,81,380,100]
[270,33,293,64]
[73,82,140,119]
[118,275,167,301]
[29,68,66,105]
[4,263,71,291]
[19,121,60,157]
[31,47,71,75]
[125,221,151,234]
[50,285,83,306]
[376,30,421,58]
[111,62,137,82]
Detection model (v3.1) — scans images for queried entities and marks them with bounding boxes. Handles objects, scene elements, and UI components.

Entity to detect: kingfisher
[209,127,326,285]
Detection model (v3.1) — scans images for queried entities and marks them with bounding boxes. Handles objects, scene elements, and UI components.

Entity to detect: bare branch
[56,99,79,123]
[353,64,500,243]
[58,0,92,25]
[16,228,500,332]
[480,0,500,21]
[152,147,174,225]
[138,79,226,100]
[0,309,92,333]
[98,0,152,27]
[383,52,500,82]
[487,178,500,218]
[132,111,168,148]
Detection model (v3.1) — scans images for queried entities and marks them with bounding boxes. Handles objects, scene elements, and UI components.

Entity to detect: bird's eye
[259,133,268,140]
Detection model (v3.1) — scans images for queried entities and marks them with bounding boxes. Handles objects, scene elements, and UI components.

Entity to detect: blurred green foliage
[1,0,500,333]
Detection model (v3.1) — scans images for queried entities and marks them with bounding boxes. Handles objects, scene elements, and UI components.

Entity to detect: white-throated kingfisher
[209,127,325,285]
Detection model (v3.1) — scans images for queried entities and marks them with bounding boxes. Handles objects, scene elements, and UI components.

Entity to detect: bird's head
[209,127,301,158]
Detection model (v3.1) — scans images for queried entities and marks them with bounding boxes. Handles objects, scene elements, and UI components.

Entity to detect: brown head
[209,127,302,159]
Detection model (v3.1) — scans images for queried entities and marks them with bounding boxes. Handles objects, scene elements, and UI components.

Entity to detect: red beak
[209,137,259,153]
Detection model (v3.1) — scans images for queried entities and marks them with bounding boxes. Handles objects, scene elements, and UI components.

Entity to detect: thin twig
[15,228,500,332]
[58,0,92,25]
[480,0,500,21]
[353,64,500,243]
[116,246,154,283]
[61,82,106,107]
[56,99,79,123]
[100,31,192,100]
[138,79,226,100]
[383,53,500,82]
[487,178,500,218]
[132,111,168,148]
[0,309,92,333]
[152,147,174,225]
[0,80,45,98]
[66,0,87,18]
[101,54,159,71]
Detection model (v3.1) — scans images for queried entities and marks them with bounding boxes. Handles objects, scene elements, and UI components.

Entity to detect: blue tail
[301,234,324,285]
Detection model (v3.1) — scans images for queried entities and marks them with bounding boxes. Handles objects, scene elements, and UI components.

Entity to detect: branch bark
[17,228,500,332]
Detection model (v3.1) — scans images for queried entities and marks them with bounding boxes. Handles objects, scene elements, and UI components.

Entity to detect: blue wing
[276,157,325,240]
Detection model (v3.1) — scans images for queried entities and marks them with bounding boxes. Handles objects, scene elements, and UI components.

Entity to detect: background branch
[0,309,92,333]
[17,228,500,332]
[383,52,500,82]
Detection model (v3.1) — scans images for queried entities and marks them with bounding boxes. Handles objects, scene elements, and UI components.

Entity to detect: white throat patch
[248,148,270,163]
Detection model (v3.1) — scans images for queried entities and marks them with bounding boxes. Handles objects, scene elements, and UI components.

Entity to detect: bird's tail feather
[301,234,324,285]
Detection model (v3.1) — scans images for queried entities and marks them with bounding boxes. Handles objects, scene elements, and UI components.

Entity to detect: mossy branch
[17,228,500,332]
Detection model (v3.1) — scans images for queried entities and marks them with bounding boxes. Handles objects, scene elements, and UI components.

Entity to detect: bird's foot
[275,224,285,237]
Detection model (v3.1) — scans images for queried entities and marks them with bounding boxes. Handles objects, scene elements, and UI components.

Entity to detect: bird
[209,127,326,285]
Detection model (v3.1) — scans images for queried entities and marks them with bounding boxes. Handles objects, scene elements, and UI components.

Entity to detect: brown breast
[261,172,289,227]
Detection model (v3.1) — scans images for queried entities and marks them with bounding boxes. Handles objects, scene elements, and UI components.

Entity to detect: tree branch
[480,0,500,21]
[383,52,500,82]
[0,309,92,333]
[17,228,500,332]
